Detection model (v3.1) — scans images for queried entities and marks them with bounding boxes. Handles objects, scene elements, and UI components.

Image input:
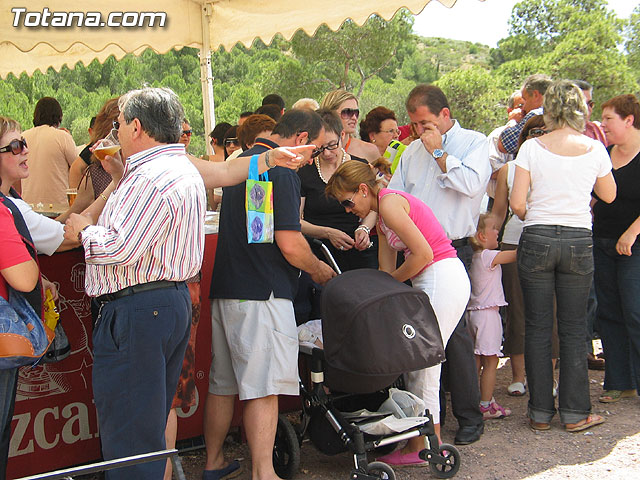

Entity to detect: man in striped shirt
[65,87,206,480]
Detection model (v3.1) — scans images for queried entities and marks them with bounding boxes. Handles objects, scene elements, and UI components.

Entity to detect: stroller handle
[311,239,342,275]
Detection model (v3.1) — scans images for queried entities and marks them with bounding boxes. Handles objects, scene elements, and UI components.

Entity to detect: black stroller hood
[321,269,445,394]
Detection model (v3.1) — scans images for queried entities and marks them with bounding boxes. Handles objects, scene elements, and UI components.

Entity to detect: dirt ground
[173,354,640,480]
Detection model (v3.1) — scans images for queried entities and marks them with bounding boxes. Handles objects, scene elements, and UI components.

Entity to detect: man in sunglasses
[575,80,608,147]
[388,84,491,446]
[202,109,335,480]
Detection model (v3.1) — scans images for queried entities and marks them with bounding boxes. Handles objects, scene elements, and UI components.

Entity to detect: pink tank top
[377,188,457,274]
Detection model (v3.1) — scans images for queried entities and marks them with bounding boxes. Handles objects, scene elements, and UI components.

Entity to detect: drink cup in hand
[93,131,121,161]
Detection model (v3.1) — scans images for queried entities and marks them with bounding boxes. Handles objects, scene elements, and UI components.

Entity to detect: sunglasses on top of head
[340,108,360,119]
[0,137,28,155]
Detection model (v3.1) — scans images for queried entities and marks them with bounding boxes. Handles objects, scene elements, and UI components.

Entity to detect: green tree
[290,10,414,98]
[435,67,510,135]
[625,4,640,87]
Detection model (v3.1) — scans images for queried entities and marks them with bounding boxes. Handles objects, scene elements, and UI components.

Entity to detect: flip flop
[507,381,526,396]
[202,460,242,480]
[598,389,637,403]
[565,414,604,433]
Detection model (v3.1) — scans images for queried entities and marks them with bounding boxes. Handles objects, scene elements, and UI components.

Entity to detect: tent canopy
[0,0,463,79]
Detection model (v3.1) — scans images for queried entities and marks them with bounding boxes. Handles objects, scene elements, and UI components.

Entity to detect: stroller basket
[321,268,445,394]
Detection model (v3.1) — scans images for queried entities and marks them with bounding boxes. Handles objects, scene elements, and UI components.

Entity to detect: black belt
[451,237,471,248]
[97,280,184,304]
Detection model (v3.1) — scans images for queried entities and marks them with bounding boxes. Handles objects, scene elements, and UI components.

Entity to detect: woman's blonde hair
[542,80,588,132]
[0,116,21,141]
[325,160,378,199]
[320,89,358,112]
[469,213,495,252]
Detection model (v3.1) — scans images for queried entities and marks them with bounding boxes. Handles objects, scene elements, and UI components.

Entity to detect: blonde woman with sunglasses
[321,90,380,163]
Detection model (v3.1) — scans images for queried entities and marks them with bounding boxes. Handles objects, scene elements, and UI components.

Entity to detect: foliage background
[1,0,638,158]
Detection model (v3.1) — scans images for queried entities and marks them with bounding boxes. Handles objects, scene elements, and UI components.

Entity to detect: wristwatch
[432,148,445,159]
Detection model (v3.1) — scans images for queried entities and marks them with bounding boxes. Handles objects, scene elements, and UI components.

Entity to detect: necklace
[315,149,346,184]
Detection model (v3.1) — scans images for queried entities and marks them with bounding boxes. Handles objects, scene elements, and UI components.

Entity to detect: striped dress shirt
[81,144,206,297]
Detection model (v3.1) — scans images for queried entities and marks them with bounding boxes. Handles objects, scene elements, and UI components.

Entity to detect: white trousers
[405,257,470,424]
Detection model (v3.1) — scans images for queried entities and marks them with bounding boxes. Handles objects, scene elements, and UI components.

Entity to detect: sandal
[565,414,604,433]
[507,381,526,396]
[529,419,550,431]
[598,389,637,403]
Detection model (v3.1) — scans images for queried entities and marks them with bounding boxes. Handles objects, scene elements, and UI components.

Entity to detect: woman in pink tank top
[326,160,470,464]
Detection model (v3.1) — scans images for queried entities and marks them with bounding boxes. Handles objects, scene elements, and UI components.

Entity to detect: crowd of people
[1,76,639,480]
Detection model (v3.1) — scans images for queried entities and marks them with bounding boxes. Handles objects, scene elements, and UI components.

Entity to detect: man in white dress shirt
[389,83,491,445]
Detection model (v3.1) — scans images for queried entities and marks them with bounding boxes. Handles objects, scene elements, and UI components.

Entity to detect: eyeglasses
[113,120,120,130]
[311,141,340,158]
[0,137,27,155]
[182,130,192,136]
[340,191,358,209]
[528,128,548,138]
[340,108,360,119]
[380,128,401,136]
[225,138,239,146]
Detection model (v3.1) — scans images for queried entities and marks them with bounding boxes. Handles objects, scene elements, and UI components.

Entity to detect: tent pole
[200,2,216,156]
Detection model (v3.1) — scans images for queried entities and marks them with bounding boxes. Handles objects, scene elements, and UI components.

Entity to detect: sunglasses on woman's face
[0,137,27,155]
[339,191,358,209]
[182,130,192,136]
[225,138,239,146]
[340,108,360,119]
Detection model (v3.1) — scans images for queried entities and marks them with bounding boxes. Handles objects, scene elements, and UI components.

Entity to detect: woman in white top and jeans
[510,80,617,432]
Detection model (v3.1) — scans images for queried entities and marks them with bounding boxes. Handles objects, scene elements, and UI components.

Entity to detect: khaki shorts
[209,294,299,400]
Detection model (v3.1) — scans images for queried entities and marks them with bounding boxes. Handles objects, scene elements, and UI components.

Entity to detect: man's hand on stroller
[311,260,336,285]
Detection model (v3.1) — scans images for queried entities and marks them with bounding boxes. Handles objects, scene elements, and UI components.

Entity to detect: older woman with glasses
[510,80,617,433]
[298,109,377,272]
[320,90,380,163]
[326,159,469,461]
[359,106,401,157]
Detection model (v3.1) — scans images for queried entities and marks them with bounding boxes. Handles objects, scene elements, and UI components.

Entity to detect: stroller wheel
[273,414,300,479]
[366,461,396,480]
[427,443,460,478]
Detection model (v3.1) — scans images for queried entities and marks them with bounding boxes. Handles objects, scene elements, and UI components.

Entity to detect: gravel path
[177,360,640,479]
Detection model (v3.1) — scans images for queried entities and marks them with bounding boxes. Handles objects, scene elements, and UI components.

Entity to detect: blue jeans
[93,284,191,479]
[0,368,18,480]
[594,237,640,393]
[518,225,593,424]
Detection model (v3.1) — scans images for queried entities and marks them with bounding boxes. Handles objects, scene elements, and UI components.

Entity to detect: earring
[372,139,376,143]
[363,193,367,198]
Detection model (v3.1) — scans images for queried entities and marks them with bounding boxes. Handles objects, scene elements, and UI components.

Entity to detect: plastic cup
[93,130,120,161]
[65,188,78,206]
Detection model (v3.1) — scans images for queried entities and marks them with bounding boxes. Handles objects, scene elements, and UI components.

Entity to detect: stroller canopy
[321,269,445,393]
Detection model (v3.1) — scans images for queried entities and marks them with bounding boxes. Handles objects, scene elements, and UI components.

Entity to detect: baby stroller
[272,242,462,479]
